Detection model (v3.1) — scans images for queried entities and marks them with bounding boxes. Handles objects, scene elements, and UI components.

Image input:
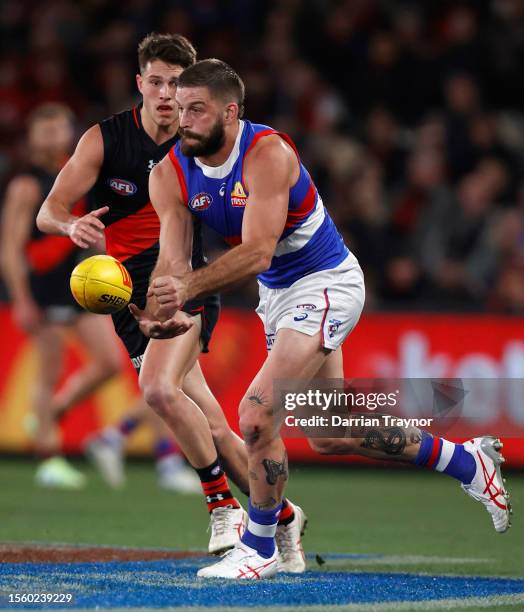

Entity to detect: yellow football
[70,255,133,314]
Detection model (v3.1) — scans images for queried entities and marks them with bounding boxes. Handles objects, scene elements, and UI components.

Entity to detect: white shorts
[256,252,365,351]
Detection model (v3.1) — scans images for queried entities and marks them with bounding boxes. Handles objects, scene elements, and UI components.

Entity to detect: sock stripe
[202,482,227,494]
[435,439,456,471]
[278,499,295,525]
[246,518,279,538]
[427,437,443,469]
[202,475,228,493]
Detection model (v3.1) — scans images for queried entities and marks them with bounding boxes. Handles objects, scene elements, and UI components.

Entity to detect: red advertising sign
[1,307,523,465]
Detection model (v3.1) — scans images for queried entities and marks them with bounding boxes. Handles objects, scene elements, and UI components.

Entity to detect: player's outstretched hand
[147,275,187,314]
[128,303,193,339]
[68,206,109,248]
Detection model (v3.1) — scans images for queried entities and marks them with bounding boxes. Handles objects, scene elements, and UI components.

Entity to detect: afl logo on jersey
[108,178,138,196]
[189,192,213,211]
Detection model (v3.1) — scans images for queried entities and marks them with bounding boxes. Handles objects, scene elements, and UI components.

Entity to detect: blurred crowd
[2,0,524,312]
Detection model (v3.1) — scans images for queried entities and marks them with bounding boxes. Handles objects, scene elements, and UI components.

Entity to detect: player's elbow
[250,244,274,274]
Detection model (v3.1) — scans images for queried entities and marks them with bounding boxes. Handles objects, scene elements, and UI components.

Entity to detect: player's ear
[136,74,143,94]
[224,103,239,124]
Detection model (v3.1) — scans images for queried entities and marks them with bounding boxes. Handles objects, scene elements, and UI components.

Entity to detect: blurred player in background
[36,34,306,569]
[139,59,512,579]
[84,398,201,493]
[0,103,122,489]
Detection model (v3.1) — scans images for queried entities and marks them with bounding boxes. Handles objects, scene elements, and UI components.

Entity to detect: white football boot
[84,431,125,489]
[198,542,278,579]
[156,456,201,494]
[276,503,307,573]
[35,457,86,490]
[208,504,248,554]
[461,436,512,533]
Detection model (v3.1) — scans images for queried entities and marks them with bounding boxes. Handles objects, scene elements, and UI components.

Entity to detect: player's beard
[179,117,225,157]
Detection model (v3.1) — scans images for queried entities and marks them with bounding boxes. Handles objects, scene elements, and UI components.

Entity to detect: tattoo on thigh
[262,452,288,485]
[360,427,407,455]
[247,386,268,407]
[252,496,278,510]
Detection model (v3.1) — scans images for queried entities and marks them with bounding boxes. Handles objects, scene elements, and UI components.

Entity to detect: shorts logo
[131,354,145,370]
[266,333,275,351]
[294,313,308,321]
[328,318,342,338]
[108,178,137,196]
[231,181,247,207]
[296,304,317,310]
[190,192,213,211]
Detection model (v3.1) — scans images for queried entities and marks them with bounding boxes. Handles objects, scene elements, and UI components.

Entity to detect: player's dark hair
[177,59,245,118]
[138,32,197,72]
[26,103,75,128]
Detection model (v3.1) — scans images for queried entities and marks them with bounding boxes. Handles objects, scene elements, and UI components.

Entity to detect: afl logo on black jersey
[108,178,138,196]
[189,192,213,211]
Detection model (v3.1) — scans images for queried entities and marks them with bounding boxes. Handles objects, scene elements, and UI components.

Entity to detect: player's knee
[238,397,272,449]
[141,380,182,419]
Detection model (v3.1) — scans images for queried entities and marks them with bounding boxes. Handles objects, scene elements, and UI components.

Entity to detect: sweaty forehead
[142,60,184,79]
[175,86,212,106]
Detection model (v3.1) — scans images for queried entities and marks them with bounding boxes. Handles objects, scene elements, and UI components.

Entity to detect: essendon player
[36,34,307,563]
[0,103,122,489]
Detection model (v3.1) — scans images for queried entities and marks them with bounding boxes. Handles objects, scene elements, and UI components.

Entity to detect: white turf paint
[322,554,489,566]
[35,594,524,612]
[309,593,524,610]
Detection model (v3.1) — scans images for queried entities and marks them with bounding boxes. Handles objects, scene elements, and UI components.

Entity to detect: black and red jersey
[23,164,85,312]
[26,164,84,276]
[90,105,206,280]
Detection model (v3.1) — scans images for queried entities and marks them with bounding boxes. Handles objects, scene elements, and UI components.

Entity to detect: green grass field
[1,458,522,578]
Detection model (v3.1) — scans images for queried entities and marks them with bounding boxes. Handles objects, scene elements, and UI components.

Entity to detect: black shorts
[29,261,84,324]
[112,288,220,371]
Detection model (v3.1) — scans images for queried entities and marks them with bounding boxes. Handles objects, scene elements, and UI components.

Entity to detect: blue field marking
[0,557,523,609]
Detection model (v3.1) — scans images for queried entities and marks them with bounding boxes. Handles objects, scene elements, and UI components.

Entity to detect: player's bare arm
[150,136,296,314]
[149,156,194,283]
[0,176,43,332]
[36,125,108,248]
[129,155,194,338]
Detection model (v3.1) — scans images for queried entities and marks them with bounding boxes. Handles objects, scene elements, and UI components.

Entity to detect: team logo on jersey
[108,178,137,196]
[231,181,247,207]
[189,192,213,211]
